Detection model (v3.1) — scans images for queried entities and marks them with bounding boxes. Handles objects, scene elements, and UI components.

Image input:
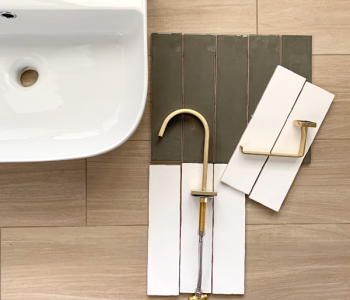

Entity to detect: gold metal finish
[199,202,206,232]
[240,120,317,158]
[191,191,218,197]
[159,109,210,193]
[189,295,208,300]
[159,109,213,231]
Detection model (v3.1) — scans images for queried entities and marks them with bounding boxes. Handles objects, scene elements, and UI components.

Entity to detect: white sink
[0,0,148,162]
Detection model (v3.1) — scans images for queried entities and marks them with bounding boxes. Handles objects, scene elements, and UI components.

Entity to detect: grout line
[3,223,349,230]
[148,53,350,58]
[314,138,350,140]
[150,35,153,163]
[181,34,185,163]
[211,164,215,293]
[210,33,218,291]
[179,36,184,292]
[279,35,282,65]
[311,36,313,83]
[246,223,350,226]
[213,35,217,164]
[129,139,151,142]
[312,53,350,56]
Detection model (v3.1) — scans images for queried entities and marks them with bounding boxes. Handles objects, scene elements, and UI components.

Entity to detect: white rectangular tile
[221,66,306,194]
[180,163,213,294]
[250,83,335,211]
[213,164,246,294]
[148,165,181,296]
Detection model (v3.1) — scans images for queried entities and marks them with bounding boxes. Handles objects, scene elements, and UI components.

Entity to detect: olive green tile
[216,35,248,163]
[183,35,215,163]
[302,145,312,164]
[282,35,312,164]
[248,35,281,121]
[282,35,312,82]
[151,33,183,162]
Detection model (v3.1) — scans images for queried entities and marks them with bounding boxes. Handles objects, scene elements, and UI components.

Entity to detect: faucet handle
[191,190,217,198]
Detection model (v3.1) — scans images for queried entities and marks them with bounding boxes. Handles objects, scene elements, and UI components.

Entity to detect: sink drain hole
[0,12,17,19]
[20,69,39,87]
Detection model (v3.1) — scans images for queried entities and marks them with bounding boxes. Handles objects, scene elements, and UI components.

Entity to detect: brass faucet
[159,108,217,300]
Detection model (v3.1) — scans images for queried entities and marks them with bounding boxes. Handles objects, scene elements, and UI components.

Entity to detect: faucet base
[189,295,208,300]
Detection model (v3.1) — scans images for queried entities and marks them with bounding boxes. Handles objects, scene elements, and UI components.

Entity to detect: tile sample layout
[148,163,247,295]
[149,34,316,296]
[148,165,181,295]
[221,66,306,194]
[2,226,148,299]
[250,83,334,211]
[151,34,313,164]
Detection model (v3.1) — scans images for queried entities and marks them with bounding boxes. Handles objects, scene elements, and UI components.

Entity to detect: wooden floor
[1,1,350,299]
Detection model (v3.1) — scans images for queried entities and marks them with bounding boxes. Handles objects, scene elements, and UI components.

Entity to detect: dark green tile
[301,149,312,164]
[282,35,312,164]
[151,33,183,162]
[216,35,248,163]
[183,35,215,163]
[282,35,312,82]
[248,35,280,121]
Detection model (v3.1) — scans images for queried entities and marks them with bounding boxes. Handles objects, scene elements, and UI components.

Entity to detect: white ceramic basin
[0,0,147,162]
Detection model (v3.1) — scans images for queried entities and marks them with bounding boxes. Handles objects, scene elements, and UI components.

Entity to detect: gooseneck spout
[159,108,209,195]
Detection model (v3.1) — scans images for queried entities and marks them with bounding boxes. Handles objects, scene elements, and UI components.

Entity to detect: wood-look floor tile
[240,224,350,300]
[258,0,350,54]
[2,225,349,300]
[247,140,350,224]
[87,140,149,226]
[148,0,256,40]
[211,225,350,299]
[317,94,350,139]
[313,55,350,139]
[129,97,151,141]
[1,226,148,300]
[0,160,86,227]
[313,55,350,94]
